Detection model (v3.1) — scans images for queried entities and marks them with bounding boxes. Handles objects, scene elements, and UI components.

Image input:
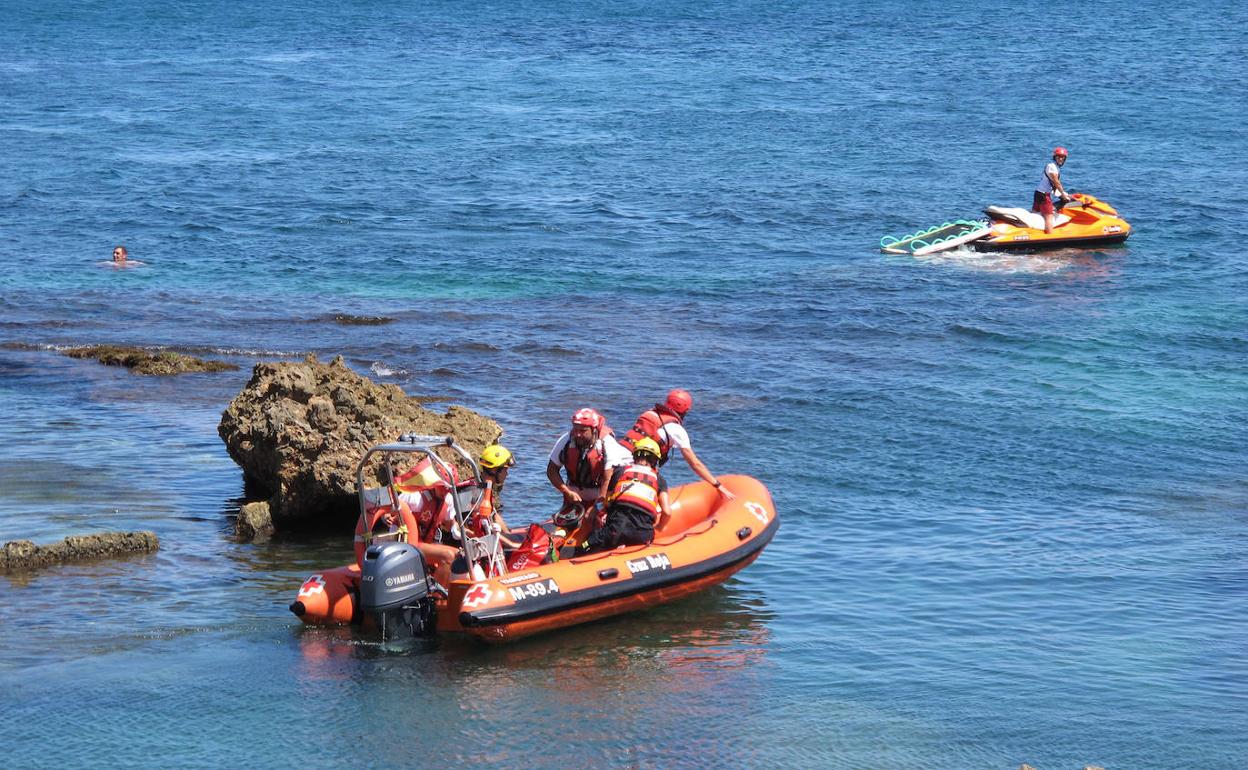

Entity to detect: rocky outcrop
[218,354,502,529]
[1,531,160,572]
[236,501,274,540]
[65,345,238,375]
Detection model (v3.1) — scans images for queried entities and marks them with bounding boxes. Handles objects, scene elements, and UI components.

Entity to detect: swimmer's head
[112,245,128,263]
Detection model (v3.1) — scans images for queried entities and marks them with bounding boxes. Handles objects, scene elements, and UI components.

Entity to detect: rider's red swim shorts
[1032,190,1054,216]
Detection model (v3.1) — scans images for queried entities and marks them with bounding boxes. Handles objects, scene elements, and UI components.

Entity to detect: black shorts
[582,504,655,553]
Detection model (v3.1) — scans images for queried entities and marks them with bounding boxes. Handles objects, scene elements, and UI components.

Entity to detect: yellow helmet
[479,444,514,470]
[631,437,661,461]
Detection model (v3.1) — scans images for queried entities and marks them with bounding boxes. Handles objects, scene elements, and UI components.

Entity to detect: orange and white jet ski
[974,193,1131,251]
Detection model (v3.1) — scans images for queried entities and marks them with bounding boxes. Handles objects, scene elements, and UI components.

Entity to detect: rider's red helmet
[665,389,693,415]
[1053,146,1068,158]
[571,408,602,429]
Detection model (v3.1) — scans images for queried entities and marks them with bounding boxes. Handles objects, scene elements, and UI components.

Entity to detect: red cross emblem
[297,575,325,597]
[462,583,491,609]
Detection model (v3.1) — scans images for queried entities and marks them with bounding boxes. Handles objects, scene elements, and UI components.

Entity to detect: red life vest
[402,489,451,544]
[562,437,608,489]
[619,404,683,465]
[607,463,661,519]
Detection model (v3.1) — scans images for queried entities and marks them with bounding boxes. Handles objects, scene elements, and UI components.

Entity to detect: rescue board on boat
[880,219,992,255]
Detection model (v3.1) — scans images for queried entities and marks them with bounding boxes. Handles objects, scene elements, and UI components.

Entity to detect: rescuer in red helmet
[546,407,632,510]
[618,389,735,501]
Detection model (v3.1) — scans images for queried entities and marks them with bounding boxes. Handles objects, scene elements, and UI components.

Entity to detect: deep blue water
[2,1,1245,768]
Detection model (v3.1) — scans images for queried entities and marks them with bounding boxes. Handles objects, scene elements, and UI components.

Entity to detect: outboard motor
[360,542,438,638]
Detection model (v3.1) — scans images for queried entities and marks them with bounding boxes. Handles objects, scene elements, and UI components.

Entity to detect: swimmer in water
[107,245,144,267]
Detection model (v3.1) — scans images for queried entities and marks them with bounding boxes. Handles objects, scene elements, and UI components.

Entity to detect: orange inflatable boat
[289,435,779,643]
[974,192,1131,251]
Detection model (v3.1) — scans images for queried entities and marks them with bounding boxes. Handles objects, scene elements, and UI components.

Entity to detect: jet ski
[880,193,1131,256]
[973,193,1131,251]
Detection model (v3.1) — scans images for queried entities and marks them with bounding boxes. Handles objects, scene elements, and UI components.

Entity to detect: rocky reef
[2,531,160,572]
[65,345,238,375]
[218,354,501,532]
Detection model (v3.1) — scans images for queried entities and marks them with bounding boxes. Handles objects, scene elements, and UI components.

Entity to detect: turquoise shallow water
[2,1,1246,768]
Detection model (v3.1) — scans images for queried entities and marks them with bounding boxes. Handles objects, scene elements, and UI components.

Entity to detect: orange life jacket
[353,487,422,567]
[354,486,457,586]
[607,463,661,519]
[619,405,683,465]
[468,483,497,538]
[562,437,608,489]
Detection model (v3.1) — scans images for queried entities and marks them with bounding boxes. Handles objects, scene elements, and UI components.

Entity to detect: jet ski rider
[1034,146,1072,234]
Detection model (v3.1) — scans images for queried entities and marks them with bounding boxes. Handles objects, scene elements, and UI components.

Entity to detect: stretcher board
[911,225,993,255]
[880,220,992,255]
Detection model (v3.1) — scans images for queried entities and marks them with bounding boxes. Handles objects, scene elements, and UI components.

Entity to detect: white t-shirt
[1037,162,1060,194]
[548,431,632,485]
[656,421,691,456]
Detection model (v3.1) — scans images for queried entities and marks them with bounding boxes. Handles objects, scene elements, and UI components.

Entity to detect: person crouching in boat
[1034,146,1071,233]
[547,407,632,516]
[580,438,671,554]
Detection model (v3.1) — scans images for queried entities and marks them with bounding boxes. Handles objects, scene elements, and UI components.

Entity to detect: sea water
[1,1,1245,768]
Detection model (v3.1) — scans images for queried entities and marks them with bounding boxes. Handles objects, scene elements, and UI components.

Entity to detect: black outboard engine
[360,542,439,638]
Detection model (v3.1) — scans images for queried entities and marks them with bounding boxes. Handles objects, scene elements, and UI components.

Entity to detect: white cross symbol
[297,575,325,597]
[745,501,769,525]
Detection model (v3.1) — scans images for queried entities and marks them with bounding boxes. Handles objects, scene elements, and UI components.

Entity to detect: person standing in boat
[580,438,671,554]
[546,407,631,512]
[1034,146,1072,234]
[476,444,514,530]
[618,389,736,502]
[473,444,523,546]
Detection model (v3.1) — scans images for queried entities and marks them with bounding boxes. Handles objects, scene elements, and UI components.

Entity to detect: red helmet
[1053,146,1068,158]
[571,408,602,429]
[665,389,693,415]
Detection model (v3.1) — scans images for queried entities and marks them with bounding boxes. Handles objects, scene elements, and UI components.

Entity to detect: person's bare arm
[547,461,579,503]
[680,446,735,500]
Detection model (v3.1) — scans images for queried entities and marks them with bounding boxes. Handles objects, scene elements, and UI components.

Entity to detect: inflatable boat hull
[290,475,778,642]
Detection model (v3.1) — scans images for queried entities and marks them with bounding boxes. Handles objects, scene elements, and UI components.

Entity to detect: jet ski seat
[985,206,1070,230]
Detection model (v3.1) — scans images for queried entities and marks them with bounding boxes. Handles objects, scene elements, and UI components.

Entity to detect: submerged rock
[1,531,160,572]
[332,314,393,326]
[64,345,238,375]
[218,354,501,528]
